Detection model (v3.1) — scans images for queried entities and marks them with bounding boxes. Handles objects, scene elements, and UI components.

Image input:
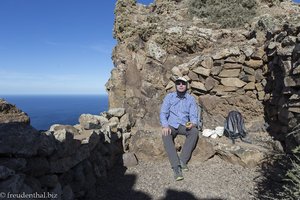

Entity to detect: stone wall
[264,24,300,149]
[0,99,130,199]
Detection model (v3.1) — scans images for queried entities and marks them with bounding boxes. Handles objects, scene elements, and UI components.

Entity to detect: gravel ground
[97,156,261,200]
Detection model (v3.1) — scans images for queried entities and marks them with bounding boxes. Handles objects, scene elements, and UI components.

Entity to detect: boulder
[79,114,108,130]
[214,137,268,168]
[50,124,79,135]
[130,130,166,160]
[107,108,126,118]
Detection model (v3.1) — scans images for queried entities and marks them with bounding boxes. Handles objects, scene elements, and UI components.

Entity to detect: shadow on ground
[160,189,224,200]
[254,152,292,199]
[96,164,152,200]
[96,163,225,200]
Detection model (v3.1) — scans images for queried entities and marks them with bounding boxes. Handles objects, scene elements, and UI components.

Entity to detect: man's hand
[162,127,171,136]
[185,122,194,130]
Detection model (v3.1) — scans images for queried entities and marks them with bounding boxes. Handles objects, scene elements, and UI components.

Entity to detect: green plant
[188,0,257,28]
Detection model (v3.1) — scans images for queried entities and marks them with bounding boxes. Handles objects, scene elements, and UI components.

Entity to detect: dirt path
[97,156,260,200]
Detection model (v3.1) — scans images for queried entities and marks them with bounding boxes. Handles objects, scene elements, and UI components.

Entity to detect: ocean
[1,95,109,130]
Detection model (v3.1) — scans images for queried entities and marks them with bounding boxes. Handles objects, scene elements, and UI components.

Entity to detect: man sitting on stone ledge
[160,77,199,181]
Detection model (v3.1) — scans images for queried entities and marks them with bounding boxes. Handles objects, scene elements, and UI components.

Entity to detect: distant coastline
[1,94,108,130]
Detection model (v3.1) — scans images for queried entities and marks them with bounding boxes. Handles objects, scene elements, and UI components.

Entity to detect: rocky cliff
[106,0,300,151]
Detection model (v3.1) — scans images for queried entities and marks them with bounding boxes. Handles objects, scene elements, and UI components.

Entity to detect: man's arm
[160,94,171,128]
[160,94,172,136]
[189,97,199,127]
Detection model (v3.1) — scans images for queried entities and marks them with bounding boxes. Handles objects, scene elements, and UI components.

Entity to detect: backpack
[223,111,250,144]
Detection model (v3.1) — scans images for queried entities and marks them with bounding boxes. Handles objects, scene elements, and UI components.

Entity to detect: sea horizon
[1,94,109,130]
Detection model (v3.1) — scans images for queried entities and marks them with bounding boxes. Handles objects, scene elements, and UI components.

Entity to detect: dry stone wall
[264,24,300,149]
[0,99,131,200]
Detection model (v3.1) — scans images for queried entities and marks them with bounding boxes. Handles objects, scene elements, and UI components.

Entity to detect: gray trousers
[162,125,198,169]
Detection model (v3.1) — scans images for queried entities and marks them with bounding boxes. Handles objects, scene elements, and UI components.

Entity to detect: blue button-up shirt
[160,92,199,129]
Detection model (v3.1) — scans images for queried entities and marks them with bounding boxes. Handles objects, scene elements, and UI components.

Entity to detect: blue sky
[0,0,153,95]
[0,0,299,95]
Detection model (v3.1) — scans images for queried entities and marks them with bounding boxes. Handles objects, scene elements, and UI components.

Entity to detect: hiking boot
[173,167,184,181]
[180,160,189,172]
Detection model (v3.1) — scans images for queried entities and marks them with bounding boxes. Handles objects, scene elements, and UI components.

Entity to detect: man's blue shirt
[160,92,199,129]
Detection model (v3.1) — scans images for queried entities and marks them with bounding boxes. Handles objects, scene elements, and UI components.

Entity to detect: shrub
[188,0,257,28]
[281,146,300,199]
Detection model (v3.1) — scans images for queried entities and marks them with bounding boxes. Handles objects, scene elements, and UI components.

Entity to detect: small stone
[123,152,138,167]
[223,63,243,69]
[204,77,219,91]
[219,69,240,78]
[171,66,183,77]
[193,67,211,77]
[245,60,263,69]
[221,78,246,88]
[191,81,207,92]
[201,57,213,69]
[244,82,255,90]
[257,91,265,101]
[243,66,255,75]
[255,83,264,91]
[211,66,222,76]
[251,47,265,59]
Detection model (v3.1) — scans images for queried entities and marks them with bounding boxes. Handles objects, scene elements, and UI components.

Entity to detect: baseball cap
[176,77,188,82]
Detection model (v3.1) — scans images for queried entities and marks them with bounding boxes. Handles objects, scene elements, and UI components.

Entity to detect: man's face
[175,81,187,92]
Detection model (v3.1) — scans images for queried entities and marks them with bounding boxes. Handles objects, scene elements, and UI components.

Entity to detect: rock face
[0,101,127,199]
[106,0,300,157]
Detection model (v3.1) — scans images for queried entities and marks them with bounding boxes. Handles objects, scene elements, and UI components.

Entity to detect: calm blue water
[1,95,108,130]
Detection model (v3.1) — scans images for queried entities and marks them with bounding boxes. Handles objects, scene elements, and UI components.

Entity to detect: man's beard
[176,89,186,98]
